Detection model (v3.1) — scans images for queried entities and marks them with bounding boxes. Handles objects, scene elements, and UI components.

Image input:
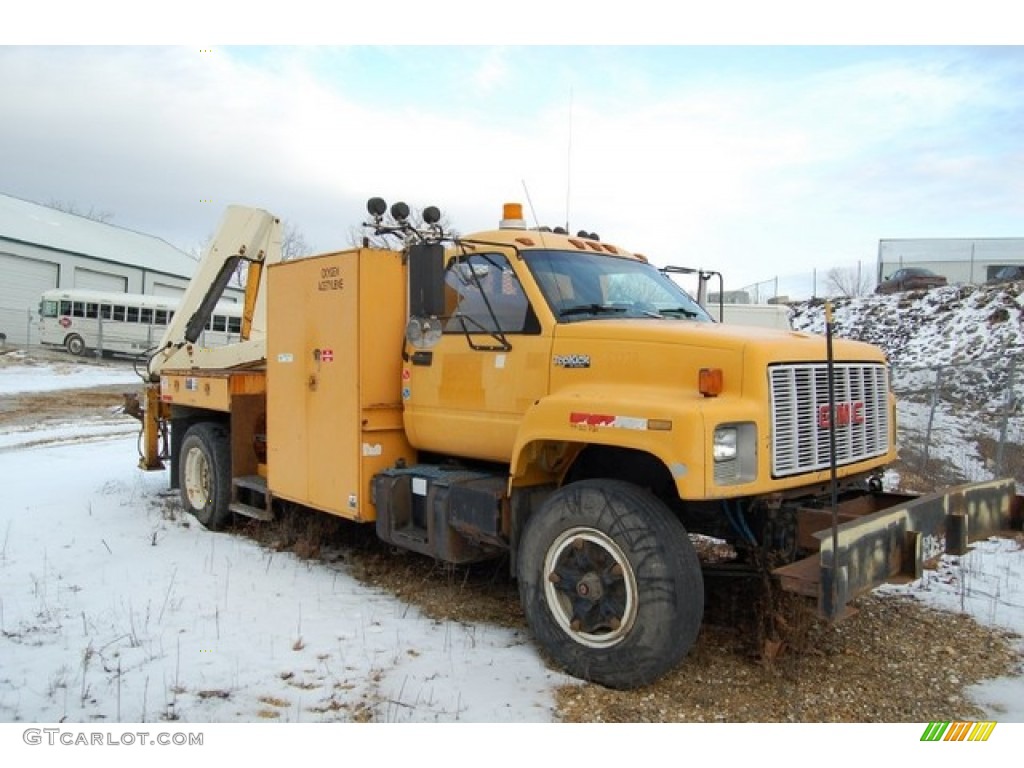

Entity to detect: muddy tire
[65,334,85,356]
[179,422,232,530]
[517,479,704,689]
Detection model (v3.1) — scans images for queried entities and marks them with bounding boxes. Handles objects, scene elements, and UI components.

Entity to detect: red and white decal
[320,349,334,363]
[59,317,71,329]
[569,412,648,431]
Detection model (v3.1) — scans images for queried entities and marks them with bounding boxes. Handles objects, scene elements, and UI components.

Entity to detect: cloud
[1,45,1021,287]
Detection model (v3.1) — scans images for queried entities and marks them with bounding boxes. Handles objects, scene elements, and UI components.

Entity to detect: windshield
[39,299,59,318]
[523,249,712,323]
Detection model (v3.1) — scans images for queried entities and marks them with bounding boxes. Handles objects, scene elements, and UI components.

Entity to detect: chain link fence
[890,354,1023,490]
[0,304,38,350]
[737,262,876,303]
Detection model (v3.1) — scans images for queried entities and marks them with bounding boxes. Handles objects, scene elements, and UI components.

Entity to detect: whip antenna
[565,87,573,233]
[521,180,541,229]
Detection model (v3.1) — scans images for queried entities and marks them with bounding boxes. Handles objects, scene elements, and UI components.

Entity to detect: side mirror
[408,243,446,318]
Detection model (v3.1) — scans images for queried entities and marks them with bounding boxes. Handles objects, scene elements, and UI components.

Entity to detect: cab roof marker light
[515,237,536,246]
[568,239,586,249]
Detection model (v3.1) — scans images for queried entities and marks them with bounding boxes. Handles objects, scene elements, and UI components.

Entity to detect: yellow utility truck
[133,200,1019,689]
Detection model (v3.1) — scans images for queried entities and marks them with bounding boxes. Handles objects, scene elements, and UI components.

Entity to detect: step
[229,501,273,522]
[233,474,267,493]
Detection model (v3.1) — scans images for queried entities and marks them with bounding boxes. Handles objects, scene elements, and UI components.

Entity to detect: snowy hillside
[789,281,1024,369]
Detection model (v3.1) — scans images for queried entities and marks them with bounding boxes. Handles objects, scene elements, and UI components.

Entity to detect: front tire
[517,479,704,689]
[65,333,85,356]
[179,422,232,530]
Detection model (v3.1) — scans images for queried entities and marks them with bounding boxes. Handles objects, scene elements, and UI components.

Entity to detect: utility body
[132,201,1021,689]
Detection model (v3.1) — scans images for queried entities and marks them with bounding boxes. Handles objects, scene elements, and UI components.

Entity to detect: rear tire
[179,422,232,530]
[65,334,85,356]
[517,479,704,689]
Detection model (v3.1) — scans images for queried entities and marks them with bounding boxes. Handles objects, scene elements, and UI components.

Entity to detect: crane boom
[145,206,282,379]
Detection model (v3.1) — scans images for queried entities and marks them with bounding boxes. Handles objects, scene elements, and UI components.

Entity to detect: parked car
[987,265,1024,284]
[875,267,948,294]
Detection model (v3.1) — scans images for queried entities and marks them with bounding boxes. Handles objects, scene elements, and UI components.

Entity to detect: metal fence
[0,304,38,349]
[890,354,1023,489]
[737,263,872,303]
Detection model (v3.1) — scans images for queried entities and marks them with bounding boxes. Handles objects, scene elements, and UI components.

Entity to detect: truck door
[402,251,551,462]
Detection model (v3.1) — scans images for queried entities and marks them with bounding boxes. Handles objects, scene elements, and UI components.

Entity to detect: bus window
[155,309,168,325]
[126,306,139,323]
[140,308,153,324]
[100,305,112,320]
[41,300,59,318]
[72,301,86,318]
[228,316,241,334]
[113,305,126,322]
[212,315,227,332]
[85,303,99,319]
[60,300,72,316]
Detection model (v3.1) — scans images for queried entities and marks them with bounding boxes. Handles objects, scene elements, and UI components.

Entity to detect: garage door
[152,282,187,297]
[74,267,128,292]
[0,251,59,345]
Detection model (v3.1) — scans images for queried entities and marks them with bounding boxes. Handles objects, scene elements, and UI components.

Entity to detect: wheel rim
[183,445,211,510]
[543,526,638,648]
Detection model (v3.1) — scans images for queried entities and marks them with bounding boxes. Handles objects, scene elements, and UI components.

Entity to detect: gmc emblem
[818,401,865,428]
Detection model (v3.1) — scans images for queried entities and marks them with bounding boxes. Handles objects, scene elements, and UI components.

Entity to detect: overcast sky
[2,11,1021,293]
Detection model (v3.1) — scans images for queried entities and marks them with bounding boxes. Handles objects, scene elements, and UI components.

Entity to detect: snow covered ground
[0,361,563,724]
[0,353,1021,739]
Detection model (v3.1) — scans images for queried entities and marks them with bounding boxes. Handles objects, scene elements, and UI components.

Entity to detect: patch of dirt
[556,595,1023,723]
[0,384,136,430]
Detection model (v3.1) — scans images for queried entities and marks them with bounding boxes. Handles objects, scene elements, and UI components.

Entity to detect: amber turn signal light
[699,368,723,397]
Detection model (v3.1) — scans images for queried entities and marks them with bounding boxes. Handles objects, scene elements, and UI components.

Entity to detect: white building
[877,238,1024,285]
[0,192,239,346]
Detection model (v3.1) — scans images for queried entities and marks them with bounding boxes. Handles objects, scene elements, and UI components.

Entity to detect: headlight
[713,427,738,462]
[712,422,757,486]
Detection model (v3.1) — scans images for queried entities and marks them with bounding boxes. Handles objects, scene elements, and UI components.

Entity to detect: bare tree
[826,264,873,297]
[229,219,311,287]
[353,205,457,250]
[45,199,115,223]
[280,220,312,261]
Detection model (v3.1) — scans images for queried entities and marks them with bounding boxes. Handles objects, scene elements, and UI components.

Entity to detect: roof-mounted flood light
[367,197,387,217]
[391,201,410,222]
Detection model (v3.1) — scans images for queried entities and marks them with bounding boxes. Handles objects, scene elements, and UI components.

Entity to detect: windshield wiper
[656,306,700,318]
[558,304,628,318]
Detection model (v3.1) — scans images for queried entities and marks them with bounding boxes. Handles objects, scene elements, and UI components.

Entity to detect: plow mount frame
[773,478,1022,619]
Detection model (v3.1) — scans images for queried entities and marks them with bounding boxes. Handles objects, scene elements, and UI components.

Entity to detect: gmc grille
[769,363,890,478]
